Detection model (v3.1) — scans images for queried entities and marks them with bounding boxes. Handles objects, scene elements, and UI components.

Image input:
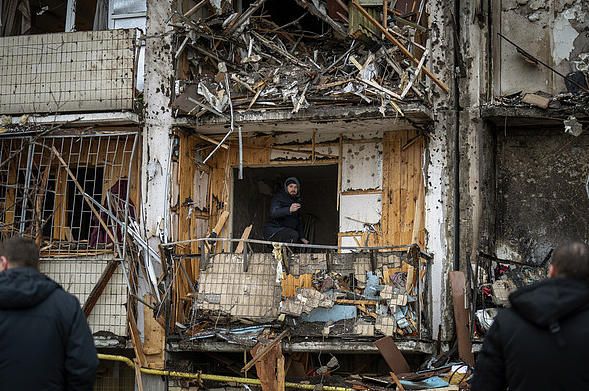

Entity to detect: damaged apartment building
[0,0,588,389]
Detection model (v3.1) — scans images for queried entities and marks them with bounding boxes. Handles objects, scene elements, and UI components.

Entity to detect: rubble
[170,0,444,123]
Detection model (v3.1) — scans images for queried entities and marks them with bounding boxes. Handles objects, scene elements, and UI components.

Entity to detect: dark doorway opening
[232,165,339,252]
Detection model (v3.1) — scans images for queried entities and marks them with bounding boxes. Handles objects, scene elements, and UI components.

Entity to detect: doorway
[232,164,339,251]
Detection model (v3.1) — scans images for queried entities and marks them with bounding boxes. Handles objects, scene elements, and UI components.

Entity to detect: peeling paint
[552,3,583,65]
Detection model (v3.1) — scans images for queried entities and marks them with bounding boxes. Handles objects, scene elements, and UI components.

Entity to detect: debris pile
[170,0,447,120]
[471,251,550,338]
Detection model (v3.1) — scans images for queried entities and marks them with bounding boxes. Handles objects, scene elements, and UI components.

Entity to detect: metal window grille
[0,130,139,259]
[0,130,139,336]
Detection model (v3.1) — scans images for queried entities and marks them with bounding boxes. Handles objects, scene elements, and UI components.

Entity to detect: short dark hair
[0,236,39,269]
[552,241,589,282]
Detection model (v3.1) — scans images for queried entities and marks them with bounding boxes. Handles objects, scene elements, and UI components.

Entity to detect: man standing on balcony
[0,236,99,391]
[472,241,589,391]
[264,177,309,245]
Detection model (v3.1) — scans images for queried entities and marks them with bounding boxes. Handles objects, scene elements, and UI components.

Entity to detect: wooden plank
[235,224,253,253]
[82,260,119,318]
[374,336,410,374]
[399,130,413,244]
[277,355,285,391]
[449,271,475,366]
[390,131,401,245]
[411,167,425,247]
[128,310,147,367]
[350,0,449,93]
[403,130,416,245]
[242,329,289,372]
[143,296,166,369]
[390,371,406,391]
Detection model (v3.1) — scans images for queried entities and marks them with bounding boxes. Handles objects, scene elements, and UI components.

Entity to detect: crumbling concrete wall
[424,0,459,341]
[494,0,589,96]
[142,0,175,245]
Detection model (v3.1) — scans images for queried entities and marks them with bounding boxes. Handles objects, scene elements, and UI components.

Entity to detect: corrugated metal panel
[0,29,136,115]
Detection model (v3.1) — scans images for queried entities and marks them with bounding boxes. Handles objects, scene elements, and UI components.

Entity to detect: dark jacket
[472,278,589,391]
[0,268,99,391]
[264,187,306,241]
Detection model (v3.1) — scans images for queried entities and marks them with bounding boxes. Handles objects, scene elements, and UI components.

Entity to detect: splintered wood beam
[83,260,120,317]
[235,224,253,253]
[242,329,289,372]
[225,0,267,36]
[128,310,148,367]
[184,0,207,18]
[351,0,449,93]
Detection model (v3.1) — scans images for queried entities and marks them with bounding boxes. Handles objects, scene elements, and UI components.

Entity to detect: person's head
[0,236,39,271]
[549,241,589,282]
[284,177,300,197]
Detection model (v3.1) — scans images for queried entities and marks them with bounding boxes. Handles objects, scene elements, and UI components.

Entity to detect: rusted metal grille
[0,130,139,259]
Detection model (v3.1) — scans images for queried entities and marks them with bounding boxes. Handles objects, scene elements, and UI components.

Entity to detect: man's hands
[301,238,309,244]
[289,203,301,213]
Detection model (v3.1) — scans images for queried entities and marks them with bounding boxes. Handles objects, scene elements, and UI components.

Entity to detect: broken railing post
[243,239,249,272]
[200,241,211,270]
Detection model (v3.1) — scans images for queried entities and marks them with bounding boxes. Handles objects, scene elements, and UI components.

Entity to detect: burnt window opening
[232,164,339,252]
[66,167,104,242]
[241,0,325,36]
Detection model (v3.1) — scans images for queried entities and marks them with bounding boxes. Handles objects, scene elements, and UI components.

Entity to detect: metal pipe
[123,131,140,256]
[19,138,34,234]
[98,354,354,391]
[202,128,233,164]
[163,237,432,255]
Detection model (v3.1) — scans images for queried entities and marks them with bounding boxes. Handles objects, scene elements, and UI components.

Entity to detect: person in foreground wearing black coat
[264,177,309,244]
[0,236,99,391]
[471,241,589,391]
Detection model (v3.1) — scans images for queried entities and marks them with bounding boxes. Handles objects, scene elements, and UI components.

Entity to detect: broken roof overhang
[174,101,432,135]
[171,0,442,132]
[481,104,589,127]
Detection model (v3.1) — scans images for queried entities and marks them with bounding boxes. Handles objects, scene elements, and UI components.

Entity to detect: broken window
[0,129,139,259]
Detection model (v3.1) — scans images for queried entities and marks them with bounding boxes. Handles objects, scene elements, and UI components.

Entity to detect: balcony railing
[0,29,138,115]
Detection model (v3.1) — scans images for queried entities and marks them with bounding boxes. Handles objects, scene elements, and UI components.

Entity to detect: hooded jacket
[264,177,306,241]
[0,267,99,391]
[472,277,589,391]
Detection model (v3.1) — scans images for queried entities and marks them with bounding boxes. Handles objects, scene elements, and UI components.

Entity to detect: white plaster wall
[341,142,382,191]
[339,193,382,232]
